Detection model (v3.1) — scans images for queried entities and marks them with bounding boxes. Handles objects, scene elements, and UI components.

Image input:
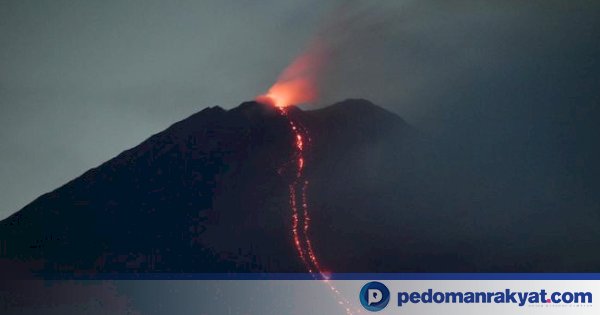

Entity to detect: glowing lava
[256,39,359,315]
[254,99,358,314]
[275,107,359,315]
[279,108,317,273]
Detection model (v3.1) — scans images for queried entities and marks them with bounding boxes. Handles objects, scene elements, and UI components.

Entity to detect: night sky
[1,0,599,219]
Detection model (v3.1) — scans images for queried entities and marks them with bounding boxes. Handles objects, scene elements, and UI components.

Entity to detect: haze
[1,0,598,219]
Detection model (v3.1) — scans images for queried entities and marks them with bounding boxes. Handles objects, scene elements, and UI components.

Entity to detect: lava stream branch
[278,107,360,315]
[279,108,321,274]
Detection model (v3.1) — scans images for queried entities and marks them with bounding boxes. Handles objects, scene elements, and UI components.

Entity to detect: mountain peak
[332,98,377,107]
[232,100,279,116]
[323,98,392,115]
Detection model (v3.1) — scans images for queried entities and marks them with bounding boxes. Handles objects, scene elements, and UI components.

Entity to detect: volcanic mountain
[1,99,599,275]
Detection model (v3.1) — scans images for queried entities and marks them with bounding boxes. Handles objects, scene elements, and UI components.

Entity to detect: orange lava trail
[277,107,360,315]
[289,182,309,271]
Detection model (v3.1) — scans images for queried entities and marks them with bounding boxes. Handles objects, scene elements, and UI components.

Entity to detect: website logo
[360,281,390,312]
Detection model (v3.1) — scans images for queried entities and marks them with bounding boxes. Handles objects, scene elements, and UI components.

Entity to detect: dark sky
[1,0,599,219]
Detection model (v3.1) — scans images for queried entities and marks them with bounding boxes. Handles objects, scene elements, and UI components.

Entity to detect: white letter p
[368,289,383,305]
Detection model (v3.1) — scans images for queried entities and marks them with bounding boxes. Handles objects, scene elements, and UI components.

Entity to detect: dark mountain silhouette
[1,99,599,275]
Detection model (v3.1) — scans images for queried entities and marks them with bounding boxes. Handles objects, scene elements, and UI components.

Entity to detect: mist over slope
[1,99,599,275]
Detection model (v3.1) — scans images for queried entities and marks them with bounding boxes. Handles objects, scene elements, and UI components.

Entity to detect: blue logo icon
[359,281,390,312]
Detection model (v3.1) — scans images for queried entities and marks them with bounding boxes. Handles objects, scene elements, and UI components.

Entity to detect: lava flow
[255,95,359,315]
[256,38,360,314]
[280,102,357,315]
[278,107,321,274]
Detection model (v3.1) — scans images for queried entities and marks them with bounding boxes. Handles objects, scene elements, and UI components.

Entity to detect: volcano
[1,99,599,275]
[0,99,414,274]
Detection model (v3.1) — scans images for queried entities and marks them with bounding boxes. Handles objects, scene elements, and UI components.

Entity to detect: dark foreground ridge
[1,99,599,275]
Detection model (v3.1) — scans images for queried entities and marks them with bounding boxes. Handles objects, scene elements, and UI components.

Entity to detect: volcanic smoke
[256,41,326,108]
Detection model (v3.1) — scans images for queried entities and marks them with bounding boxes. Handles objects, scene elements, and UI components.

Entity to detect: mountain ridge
[0,99,417,274]
[3,98,599,275]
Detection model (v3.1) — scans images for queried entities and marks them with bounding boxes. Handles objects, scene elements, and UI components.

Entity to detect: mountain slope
[2,98,600,275]
[0,99,417,273]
